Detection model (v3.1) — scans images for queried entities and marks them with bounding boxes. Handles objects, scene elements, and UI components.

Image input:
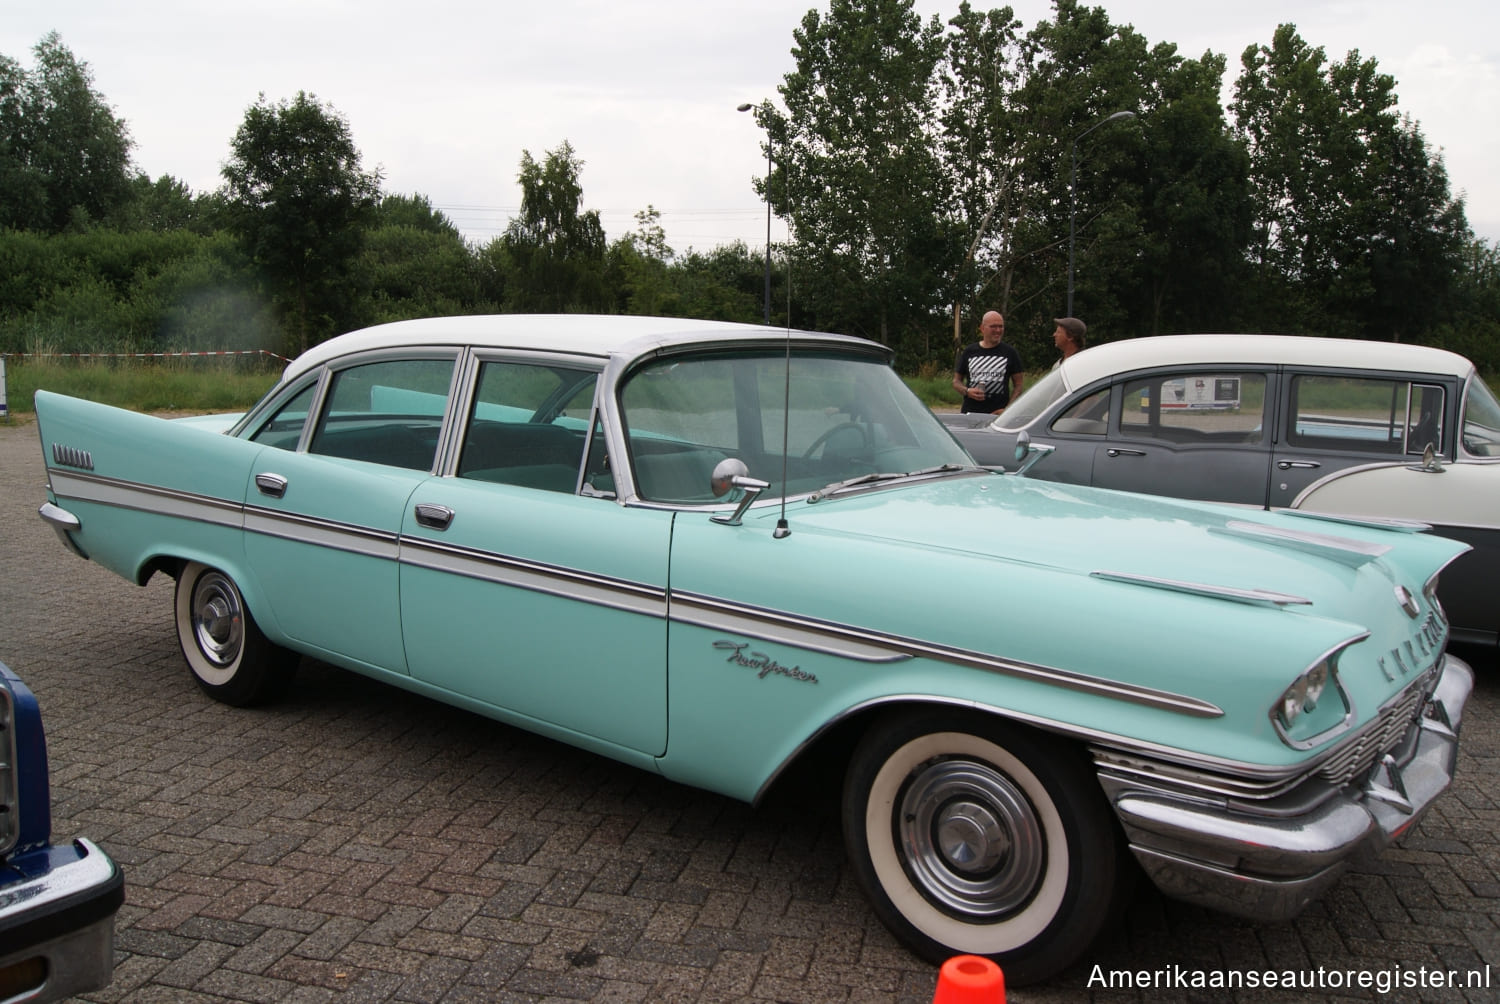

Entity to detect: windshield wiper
[808,464,977,502]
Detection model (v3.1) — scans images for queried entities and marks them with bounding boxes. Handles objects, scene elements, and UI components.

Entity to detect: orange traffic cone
[932,955,1005,1003]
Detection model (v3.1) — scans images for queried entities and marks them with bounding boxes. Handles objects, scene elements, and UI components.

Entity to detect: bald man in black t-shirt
[953,311,1025,414]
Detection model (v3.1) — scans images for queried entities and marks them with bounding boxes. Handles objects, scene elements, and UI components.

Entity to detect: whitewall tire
[174,561,294,706]
[842,709,1125,985]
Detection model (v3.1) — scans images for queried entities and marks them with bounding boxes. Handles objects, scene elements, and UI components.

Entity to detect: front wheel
[842,710,1125,985]
[174,561,294,706]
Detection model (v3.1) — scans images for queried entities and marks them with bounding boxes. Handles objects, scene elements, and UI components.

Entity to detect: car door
[1089,368,1274,506]
[240,354,459,676]
[399,358,672,756]
[1270,370,1451,509]
[1022,384,1113,485]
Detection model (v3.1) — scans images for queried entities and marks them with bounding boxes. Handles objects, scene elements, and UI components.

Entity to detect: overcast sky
[7,0,1498,253]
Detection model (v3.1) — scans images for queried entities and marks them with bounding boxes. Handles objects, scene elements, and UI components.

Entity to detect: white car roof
[1058,334,1475,390]
[281,314,881,383]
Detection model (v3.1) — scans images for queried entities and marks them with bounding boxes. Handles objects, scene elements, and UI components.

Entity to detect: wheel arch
[753,695,1098,808]
[136,550,287,645]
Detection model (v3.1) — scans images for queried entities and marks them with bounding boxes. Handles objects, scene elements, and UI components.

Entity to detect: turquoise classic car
[35,315,1471,984]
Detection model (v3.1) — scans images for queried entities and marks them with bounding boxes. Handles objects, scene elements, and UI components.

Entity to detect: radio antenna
[773,221,794,538]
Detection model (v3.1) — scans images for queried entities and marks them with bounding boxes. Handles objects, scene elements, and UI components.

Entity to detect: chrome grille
[1093,668,1439,804]
[1314,671,1433,787]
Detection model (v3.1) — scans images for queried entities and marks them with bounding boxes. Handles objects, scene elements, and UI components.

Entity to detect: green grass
[903,370,963,410]
[1,356,280,418]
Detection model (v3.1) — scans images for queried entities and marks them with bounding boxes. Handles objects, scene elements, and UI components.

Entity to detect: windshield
[1462,374,1500,458]
[618,349,975,503]
[996,366,1069,430]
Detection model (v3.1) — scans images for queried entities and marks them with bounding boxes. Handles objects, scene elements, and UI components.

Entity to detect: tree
[221,91,381,353]
[1001,2,1160,351]
[375,192,462,238]
[1350,114,1469,341]
[1232,25,1468,339]
[497,141,608,312]
[768,0,953,354]
[0,33,134,233]
[934,2,1240,355]
[108,174,220,234]
[1118,46,1252,336]
[608,206,676,316]
[668,242,774,323]
[937,2,1029,347]
[358,197,484,324]
[1440,238,1500,371]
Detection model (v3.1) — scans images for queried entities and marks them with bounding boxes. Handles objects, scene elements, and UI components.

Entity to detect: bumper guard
[1106,654,1471,921]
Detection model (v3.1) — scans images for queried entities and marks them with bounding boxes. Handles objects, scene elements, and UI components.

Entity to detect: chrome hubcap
[192,572,243,667]
[936,800,1009,874]
[898,758,1044,918]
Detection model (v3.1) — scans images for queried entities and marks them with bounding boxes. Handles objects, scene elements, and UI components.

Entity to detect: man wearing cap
[953,310,1025,414]
[1052,317,1087,369]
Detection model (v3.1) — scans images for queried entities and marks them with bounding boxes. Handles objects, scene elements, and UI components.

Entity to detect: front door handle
[414,503,455,530]
[1277,460,1321,470]
[1106,448,1147,458]
[254,473,288,498]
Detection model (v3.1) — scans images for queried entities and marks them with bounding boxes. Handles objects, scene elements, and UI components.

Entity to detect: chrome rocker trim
[1101,653,1472,921]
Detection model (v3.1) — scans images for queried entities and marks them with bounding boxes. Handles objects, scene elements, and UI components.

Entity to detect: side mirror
[711,458,751,498]
[710,458,770,526]
[1011,432,1056,477]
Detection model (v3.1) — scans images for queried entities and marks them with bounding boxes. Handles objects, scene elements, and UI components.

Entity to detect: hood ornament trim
[1394,585,1421,619]
[1091,570,1311,608]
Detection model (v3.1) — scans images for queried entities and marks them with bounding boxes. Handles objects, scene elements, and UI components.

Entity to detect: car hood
[774,472,1457,591]
[699,472,1466,763]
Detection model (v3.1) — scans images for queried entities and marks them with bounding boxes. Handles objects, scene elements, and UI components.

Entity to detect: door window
[1050,387,1110,436]
[308,358,455,470]
[249,382,317,450]
[1461,377,1500,458]
[1288,376,1445,456]
[1120,373,1267,445]
[456,361,598,493]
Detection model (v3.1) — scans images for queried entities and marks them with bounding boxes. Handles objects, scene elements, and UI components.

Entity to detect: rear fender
[35,391,282,637]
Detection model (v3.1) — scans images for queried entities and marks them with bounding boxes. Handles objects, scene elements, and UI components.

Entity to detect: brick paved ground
[2,416,1498,1003]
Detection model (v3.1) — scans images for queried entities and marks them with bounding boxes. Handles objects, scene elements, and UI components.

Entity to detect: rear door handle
[414,503,454,530]
[1277,461,1321,470]
[1106,448,1147,458]
[254,473,288,498]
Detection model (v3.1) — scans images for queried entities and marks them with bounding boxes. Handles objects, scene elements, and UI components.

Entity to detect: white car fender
[1294,459,1500,530]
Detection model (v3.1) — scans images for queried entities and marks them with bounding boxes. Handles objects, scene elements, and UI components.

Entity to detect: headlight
[1271,650,1353,749]
[1276,661,1327,729]
[1304,661,1328,704]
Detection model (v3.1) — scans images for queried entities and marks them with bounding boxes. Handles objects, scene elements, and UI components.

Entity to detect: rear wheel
[174,561,294,706]
[842,709,1124,985]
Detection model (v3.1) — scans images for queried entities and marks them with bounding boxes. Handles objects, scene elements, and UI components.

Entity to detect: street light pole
[738,102,772,325]
[1068,109,1136,317]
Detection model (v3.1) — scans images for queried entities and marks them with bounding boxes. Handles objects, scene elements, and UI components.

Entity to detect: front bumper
[1104,654,1471,921]
[0,837,124,1001]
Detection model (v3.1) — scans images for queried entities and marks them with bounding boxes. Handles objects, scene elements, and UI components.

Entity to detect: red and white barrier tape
[0,349,291,362]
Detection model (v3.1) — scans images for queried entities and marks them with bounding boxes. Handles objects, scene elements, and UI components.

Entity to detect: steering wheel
[803,421,870,458]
